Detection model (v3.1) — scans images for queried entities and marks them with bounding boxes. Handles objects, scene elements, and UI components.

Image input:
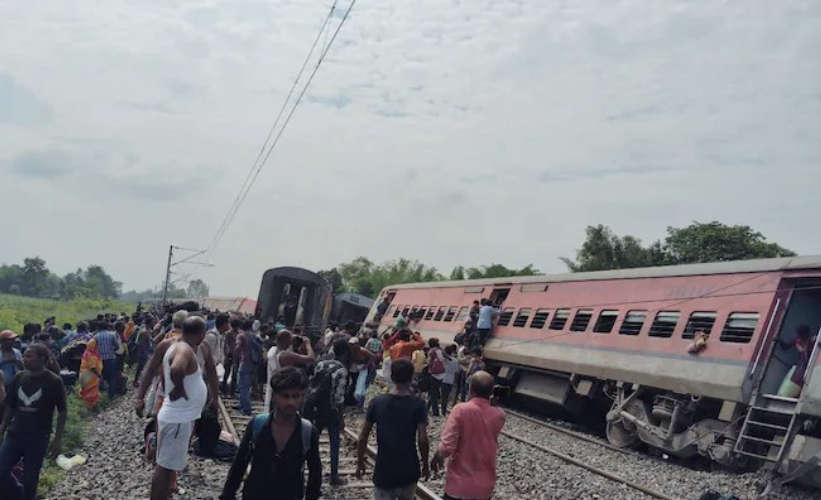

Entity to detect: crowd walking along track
[217,396,443,500]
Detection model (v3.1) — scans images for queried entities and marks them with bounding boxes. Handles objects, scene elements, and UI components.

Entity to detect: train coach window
[402,306,411,318]
[425,307,435,320]
[417,306,427,320]
[619,310,646,335]
[498,307,515,326]
[570,309,593,332]
[434,306,446,321]
[593,310,619,333]
[649,311,680,338]
[720,313,759,343]
[682,312,717,339]
[513,308,532,327]
[530,309,550,329]
[392,306,401,318]
[444,306,457,322]
[455,306,468,322]
[549,309,570,330]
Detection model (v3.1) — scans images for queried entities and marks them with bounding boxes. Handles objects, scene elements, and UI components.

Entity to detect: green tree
[187,279,210,298]
[317,268,345,293]
[664,221,796,264]
[335,257,444,298]
[84,265,122,298]
[21,257,49,297]
[465,263,540,279]
[449,266,466,280]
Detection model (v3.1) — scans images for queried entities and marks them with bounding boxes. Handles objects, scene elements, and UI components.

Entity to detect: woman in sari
[79,338,103,409]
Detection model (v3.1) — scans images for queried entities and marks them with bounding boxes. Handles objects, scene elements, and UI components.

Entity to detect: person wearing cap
[0,330,23,391]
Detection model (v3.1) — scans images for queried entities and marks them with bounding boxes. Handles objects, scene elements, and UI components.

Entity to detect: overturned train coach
[366,255,821,487]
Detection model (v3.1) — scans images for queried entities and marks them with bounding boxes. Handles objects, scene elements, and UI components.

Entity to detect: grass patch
[0,293,134,332]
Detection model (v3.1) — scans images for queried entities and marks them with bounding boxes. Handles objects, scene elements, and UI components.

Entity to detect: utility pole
[161,245,174,306]
[160,244,214,307]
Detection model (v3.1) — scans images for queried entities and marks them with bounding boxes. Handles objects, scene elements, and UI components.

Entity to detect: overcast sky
[1,1,819,297]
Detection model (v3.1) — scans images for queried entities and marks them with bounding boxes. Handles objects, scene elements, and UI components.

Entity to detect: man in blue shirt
[94,322,122,400]
[474,299,499,348]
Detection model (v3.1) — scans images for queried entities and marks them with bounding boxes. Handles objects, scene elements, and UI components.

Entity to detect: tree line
[321,221,796,298]
[0,257,122,299]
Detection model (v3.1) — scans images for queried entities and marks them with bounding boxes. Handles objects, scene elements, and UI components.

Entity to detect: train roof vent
[498,307,515,327]
[682,312,717,339]
[720,313,759,343]
[513,308,532,327]
[649,311,680,338]
[619,310,647,335]
[549,308,570,330]
[570,309,593,332]
[530,309,550,329]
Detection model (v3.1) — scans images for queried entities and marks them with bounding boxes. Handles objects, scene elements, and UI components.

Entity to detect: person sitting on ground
[431,371,505,500]
[264,330,315,412]
[149,317,209,500]
[220,367,321,500]
[0,343,68,500]
[356,358,429,500]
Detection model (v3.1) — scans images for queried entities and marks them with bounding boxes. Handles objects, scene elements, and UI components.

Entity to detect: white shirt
[264,346,282,411]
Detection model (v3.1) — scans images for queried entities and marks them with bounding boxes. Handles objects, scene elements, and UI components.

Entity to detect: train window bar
[619,310,647,335]
[530,309,550,329]
[720,312,759,343]
[497,307,515,327]
[444,306,457,322]
[549,309,570,330]
[417,306,428,320]
[424,307,435,320]
[593,310,619,334]
[570,309,593,332]
[434,306,446,321]
[401,306,411,318]
[454,306,469,322]
[648,311,680,338]
[513,308,532,327]
[392,306,401,318]
[682,312,717,339]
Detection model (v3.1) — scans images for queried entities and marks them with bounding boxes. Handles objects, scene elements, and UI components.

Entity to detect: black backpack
[303,365,335,424]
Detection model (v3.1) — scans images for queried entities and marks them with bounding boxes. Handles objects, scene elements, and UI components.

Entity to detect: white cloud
[0,0,819,295]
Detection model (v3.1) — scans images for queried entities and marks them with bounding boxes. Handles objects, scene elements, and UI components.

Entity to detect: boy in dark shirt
[356,358,429,500]
[0,343,67,500]
[220,366,321,500]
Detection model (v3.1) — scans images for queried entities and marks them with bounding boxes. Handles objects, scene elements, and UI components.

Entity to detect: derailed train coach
[366,254,821,488]
[256,267,332,336]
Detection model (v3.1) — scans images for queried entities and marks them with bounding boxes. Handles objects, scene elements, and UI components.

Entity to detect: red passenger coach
[367,255,821,487]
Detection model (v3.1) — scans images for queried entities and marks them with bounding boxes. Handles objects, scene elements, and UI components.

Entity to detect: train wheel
[606,418,639,448]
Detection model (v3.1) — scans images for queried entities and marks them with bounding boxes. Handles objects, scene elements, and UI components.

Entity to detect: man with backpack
[303,338,349,486]
[220,366,321,500]
[236,320,264,416]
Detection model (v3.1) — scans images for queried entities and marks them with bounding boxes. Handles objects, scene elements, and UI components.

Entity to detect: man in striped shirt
[94,322,123,400]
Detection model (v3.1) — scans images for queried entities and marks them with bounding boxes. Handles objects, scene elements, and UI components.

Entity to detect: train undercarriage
[493,364,821,489]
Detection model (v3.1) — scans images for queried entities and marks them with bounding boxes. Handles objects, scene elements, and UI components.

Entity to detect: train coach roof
[386,254,821,290]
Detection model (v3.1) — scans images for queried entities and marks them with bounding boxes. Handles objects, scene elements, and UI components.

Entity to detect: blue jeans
[238,363,254,414]
[102,358,119,399]
[315,415,340,478]
[0,432,49,500]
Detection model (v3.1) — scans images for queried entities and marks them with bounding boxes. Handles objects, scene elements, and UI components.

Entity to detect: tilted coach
[366,255,821,487]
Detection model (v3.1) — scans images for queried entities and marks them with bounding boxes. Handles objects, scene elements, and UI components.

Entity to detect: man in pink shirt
[430,371,505,500]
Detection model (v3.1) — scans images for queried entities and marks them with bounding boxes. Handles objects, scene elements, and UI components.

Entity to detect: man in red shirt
[431,371,505,500]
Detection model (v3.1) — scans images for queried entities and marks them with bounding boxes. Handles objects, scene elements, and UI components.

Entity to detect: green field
[0,293,134,332]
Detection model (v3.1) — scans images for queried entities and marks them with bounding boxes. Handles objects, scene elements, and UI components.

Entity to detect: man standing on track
[356,358,429,500]
[95,320,123,400]
[149,316,209,500]
[431,371,505,500]
[222,317,240,395]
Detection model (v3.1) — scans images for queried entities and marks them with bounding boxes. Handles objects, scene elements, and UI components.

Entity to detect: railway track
[217,396,442,500]
[502,408,676,500]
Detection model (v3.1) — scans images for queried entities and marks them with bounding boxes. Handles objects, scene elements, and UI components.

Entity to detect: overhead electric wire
[207,0,354,257]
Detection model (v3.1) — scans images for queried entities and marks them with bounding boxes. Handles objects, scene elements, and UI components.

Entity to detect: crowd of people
[0,298,507,500]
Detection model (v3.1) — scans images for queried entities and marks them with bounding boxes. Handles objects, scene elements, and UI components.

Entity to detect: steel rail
[342,427,443,500]
[504,408,635,455]
[500,428,676,500]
